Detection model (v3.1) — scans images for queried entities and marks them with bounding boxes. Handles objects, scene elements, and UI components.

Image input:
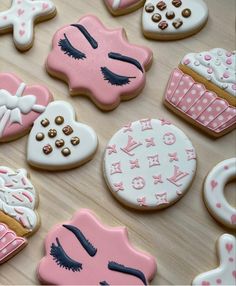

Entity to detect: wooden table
[0,0,235,284]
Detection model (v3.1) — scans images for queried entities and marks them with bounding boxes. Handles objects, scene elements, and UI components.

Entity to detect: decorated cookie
[27,101,98,171]
[142,0,208,40]
[192,234,236,286]
[0,73,53,142]
[164,49,236,138]
[203,158,236,229]
[0,166,39,264]
[46,15,153,111]
[104,0,145,16]
[37,209,157,285]
[103,119,197,210]
[0,0,56,51]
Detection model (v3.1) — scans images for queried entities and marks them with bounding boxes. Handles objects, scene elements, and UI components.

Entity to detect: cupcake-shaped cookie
[164,48,236,137]
[0,166,39,264]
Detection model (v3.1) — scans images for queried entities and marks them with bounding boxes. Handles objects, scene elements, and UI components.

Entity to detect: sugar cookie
[142,0,208,40]
[0,0,56,51]
[37,209,157,285]
[192,234,236,286]
[164,49,236,138]
[203,158,236,229]
[46,15,153,111]
[103,119,197,210]
[0,166,39,264]
[0,73,53,142]
[27,101,98,171]
[104,0,145,16]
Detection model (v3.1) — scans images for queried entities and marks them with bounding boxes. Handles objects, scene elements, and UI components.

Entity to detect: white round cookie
[103,119,197,210]
[204,158,236,229]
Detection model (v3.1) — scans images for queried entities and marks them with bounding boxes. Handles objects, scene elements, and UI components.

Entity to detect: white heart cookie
[27,101,98,171]
[142,0,208,40]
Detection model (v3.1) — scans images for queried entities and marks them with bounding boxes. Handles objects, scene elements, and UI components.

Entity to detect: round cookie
[103,119,197,210]
[37,209,157,285]
[104,0,145,16]
[0,0,56,51]
[142,0,208,40]
[203,158,236,229]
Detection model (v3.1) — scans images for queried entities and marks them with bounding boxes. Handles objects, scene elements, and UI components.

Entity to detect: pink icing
[37,209,157,285]
[0,73,53,141]
[105,0,142,10]
[204,55,212,61]
[46,15,152,110]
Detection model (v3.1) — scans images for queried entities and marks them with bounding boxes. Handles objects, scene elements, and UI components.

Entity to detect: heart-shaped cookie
[0,73,53,142]
[104,0,145,15]
[27,101,98,171]
[142,0,208,40]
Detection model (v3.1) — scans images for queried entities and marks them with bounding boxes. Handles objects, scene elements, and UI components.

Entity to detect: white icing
[27,101,98,170]
[0,0,56,49]
[103,119,197,210]
[0,83,46,137]
[182,48,236,97]
[142,0,208,39]
[0,167,38,231]
[112,0,121,9]
[204,158,236,229]
[192,234,236,285]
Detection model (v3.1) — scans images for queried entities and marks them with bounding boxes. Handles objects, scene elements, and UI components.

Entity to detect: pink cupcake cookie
[37,209,157,285]
[164,49,236,137]
[46,15,153,111]
[0,0,56,51]
[0,73,53,142]
[104,0,145,16]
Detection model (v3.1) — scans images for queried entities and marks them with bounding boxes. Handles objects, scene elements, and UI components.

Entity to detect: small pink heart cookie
[46,15,153,111]
[0,73,53,142]
[104,0,145,16]
[204,158,236,229]
[192,234,236,285]
[37,209,157,285]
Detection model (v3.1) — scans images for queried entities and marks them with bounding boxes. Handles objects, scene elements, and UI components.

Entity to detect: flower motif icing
[0,0,56,50]
[46,15,153,110]
[37,209,157,285]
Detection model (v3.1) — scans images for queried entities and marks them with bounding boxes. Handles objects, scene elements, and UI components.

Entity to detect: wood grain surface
[0,0,235,285]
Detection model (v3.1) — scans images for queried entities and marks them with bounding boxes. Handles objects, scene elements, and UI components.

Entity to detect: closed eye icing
[50,237,83,272]
[101,67,136,86]
[58,34,86,60]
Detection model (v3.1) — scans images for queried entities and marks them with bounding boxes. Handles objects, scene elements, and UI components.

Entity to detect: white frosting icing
[104,119,197,210]
[27,101,98,170]
[112,0,121,9]
[0,0,56,49]
[182,48,236,97]
[142,0,208,39]
[192,234,236,286]
[204,158,236,229]
[0,167,38,231]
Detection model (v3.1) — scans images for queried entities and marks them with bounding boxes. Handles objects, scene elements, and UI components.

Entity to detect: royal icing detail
[182,49,236,98]
[164,68,236,136]
[192,234,236,286]
[0,0,56,50]
[142,0,208,40]
[203,158,236,229]
[0,73,53,142]
[0,167,38,231]
[37,209,157,285]
[103,119,197,210]
[0,223,27,264]
[27,101,98,171]
[46,15,153,111]
[104,0,144,15]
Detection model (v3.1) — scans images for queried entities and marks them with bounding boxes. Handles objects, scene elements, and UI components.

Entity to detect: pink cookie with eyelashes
[0,73,53,142]
[104,0,145,16]
[37,209,157,285]
[46,15,153,111]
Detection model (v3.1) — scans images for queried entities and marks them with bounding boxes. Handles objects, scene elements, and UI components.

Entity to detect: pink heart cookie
[0,73,53,142]
[104,0,145,16]
[46,15,153,111]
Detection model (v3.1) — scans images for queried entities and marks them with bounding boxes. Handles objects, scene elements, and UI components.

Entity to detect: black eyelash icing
[50,238,83,272]
[58,34,86,60]
[71,24,98,49]
[108,261,147,286]
[108,52,144,73]
[101,67,136,86]
[63,225,97,257]
[100,281,110,286]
